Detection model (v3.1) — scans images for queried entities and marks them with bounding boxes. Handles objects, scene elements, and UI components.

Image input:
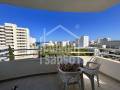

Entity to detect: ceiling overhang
[0,0,120,12]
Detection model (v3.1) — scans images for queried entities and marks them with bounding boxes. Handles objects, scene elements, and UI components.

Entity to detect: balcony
[0,56,119,90]
[0,72,120,90]
[0,1,120,90]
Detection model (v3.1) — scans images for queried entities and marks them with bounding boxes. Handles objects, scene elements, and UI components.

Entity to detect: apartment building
[0,23,30,56]
[96,38,120,49]
[0,25,9,61]
[101,40,120,49]
[76,36,89,48]
[0,46,9,61]
[0,25,5,47]
[62,41,70,47]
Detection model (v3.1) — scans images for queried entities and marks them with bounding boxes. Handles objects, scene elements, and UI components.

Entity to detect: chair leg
[78,81,82,90]
[80,74,84,90]
[63,83,65,90]
[90,76,95,90]
[96,74,100,87]
[64,83,68,90]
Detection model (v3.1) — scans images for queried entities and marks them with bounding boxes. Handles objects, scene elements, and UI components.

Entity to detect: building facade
[0,25,6,47]
[0,46,9,61]
[61,41,70,47]
[102,40,120,49]
[0,23,30,57]
[96,38,111,44]
[96,38,120,49]
[76,36,89,47]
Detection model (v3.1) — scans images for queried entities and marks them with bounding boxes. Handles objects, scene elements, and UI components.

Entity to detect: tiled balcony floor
[0,73,120,90]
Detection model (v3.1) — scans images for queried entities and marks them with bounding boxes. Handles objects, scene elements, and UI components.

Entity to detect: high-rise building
[0,25,6,47]
[96,38,101,44]
[62,41,70,47]
[96,38,111,44]
[0,23,30,56]
[77,36,89,47]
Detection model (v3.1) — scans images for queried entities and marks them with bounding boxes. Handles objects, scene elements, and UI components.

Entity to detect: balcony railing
[99,48,120,62]
[1,47,120,62]
[0,48,96,61]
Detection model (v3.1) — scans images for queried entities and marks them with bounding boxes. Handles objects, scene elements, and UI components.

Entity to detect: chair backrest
[89,56,96,62]
[57,56,83,83]
[86,62,101,71]
[84,56,101,75]
[58,68,81,83]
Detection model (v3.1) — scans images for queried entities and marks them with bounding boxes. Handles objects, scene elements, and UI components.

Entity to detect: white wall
[75,56,120,81]
[0,56,120,81]
[95,57,120,81]
[0,58,57,81]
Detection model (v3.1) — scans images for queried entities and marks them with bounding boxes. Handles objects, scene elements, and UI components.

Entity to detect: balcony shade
[0,0,120,12]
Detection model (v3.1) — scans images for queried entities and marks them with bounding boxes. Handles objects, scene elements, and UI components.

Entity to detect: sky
[0,3,120,42]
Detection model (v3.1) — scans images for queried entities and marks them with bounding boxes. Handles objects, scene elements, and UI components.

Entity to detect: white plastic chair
[83,62,101,90]
[58,56,83,90]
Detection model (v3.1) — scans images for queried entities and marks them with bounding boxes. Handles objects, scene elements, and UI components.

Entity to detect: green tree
[38,46,41,58]
[8,45,15,61]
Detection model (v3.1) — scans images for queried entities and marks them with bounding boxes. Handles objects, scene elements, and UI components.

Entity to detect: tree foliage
[8,45,15,61]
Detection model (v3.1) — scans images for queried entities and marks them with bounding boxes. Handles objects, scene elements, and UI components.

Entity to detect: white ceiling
[0,0,120,12]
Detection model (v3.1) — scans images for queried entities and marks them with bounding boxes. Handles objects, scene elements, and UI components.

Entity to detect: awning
[0,0,120,12]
